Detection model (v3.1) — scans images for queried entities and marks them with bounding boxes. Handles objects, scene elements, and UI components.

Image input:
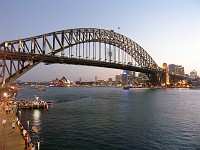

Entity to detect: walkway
[0,107,24,150]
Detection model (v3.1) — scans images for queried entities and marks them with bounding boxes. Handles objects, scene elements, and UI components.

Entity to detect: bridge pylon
[160,63,170,86]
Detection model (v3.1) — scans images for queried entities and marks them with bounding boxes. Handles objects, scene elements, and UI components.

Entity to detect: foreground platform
[0,107,24,150]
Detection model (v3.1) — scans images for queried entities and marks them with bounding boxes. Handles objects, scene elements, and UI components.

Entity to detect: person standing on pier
[5,105,9,114]
[15,116,18,123]
[12,120,16,131]
[2,118,6,128]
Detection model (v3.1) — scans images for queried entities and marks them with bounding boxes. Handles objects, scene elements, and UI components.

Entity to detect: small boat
[36,87,45,91]
[123,86,130,90]
[150,86,157,90]
[116,84,121,88]
[47,100,53,105]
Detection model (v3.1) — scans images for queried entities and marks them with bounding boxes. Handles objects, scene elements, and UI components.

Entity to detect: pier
[0,86,51,149]
[17,100,49,109]
[0,104,24,150]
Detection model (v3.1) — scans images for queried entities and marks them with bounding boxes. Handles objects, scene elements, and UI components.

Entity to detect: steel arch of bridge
[0,28,163,86]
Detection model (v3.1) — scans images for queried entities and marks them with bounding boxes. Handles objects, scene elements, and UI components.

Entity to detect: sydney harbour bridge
[0,28,176,87]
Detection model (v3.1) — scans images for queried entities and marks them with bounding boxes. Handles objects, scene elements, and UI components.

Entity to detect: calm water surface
[16,87,200,150]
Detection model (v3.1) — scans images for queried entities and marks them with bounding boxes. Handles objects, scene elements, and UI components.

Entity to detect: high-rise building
[127,71,135,83]
[175,65,184,75]
[168,64,176,74]
[168,64,185,75]
[122,70,129,85]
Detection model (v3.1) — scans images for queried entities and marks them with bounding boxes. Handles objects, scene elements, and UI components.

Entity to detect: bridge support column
[162,63,170,86]
[2,59,5,86]
[2,43,7,86]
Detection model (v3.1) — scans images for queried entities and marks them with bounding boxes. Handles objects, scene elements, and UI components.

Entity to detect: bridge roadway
[0,107,24,150]
[0,50,159,75]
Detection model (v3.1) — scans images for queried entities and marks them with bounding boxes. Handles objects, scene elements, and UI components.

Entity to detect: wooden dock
[16,100,49,109]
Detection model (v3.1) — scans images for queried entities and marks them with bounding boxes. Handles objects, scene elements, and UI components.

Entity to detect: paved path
[0,108,25,150]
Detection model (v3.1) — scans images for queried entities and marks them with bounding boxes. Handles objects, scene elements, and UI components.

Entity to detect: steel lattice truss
[0,28,163,86]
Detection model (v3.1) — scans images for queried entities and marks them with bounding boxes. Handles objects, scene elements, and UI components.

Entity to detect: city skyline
[0,0,199,82]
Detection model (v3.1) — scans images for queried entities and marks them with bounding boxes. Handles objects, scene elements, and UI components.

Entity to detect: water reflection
[33,110,41,126]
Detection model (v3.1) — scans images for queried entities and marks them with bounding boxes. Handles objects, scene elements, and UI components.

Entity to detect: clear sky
[0,0,199,82]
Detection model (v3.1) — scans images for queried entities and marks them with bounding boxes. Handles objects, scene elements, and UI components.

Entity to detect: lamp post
[27,120,30,132]
[3,92,8,101]
[37,142,40,150]
[18,110,22,120]
[3,92,8,98]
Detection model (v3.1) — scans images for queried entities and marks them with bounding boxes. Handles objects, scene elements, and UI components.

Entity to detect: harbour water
[16,87,200,149]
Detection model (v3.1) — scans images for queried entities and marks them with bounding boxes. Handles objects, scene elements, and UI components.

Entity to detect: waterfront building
[138,72,149,82]
[122,70,129,85]
[168,64,185,75]
[115,74,122,83]
[108,78,113,86]
[168,64,176,74]
[190,70,198,79]
[121,70,137,85]
[132,71,136,78]
[97,80,108,86]
[175,65,185,75]
[127,71,136,84]
[49,76,71,87]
